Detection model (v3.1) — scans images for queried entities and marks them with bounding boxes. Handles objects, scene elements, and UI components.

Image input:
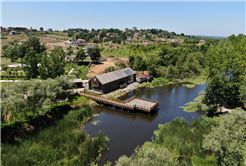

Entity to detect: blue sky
[1,1,245,36]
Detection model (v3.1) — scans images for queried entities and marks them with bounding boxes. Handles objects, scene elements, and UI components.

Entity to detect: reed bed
[1,105,108,166]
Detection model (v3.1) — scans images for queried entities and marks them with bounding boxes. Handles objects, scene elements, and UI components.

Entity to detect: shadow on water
[95,105,159,124]
[84,83,206,165]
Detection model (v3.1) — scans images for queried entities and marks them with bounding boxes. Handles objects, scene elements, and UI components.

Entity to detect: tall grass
[1,105,108,166]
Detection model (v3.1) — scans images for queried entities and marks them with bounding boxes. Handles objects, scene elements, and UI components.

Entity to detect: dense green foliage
[204,34,246,112]
[39,47,66,79]
[76,48,86,61]
[1,105,108,166]
[3,37,66,80]
[155,117,216,160]
[128,40,217,79]
[67,27,207,44]
[116,110,246,165]
[115,117,217,165]
[21,37,66,79]
[202,109,246,166]
[116,142,178,166]
[88,47,101,61]
[1,76,74,127]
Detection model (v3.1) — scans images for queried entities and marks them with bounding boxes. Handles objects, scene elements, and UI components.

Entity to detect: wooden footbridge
[79,92,159,113]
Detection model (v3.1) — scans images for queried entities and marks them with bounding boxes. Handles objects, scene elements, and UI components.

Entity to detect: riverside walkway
[79,92,159,113]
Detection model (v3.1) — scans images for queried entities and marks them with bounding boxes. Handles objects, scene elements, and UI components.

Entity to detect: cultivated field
[1,35,24,47]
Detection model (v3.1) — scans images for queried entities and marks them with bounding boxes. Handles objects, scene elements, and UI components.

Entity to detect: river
[84,83,206,165]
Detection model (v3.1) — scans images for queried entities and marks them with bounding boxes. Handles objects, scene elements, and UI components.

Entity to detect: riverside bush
[115,142,178,166]
[154,117,216,161]
[151,77,170,86]
[1,105,108,166]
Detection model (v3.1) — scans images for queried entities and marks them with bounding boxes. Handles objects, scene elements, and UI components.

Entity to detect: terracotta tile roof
[143,42,151,45]
[77,39,86,42]
[20,39,27,41]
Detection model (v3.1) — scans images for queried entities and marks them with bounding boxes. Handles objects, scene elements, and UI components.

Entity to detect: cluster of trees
[67,27,198,44]
[3,37,66,80]
[75,47,101,62]
[2,37,46,62]
[1,76,74,126]
[204,34,246,112]
[129,40,216,79]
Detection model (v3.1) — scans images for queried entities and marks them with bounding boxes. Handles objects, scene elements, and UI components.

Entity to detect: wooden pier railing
[80,92,135,110]
[79,92,159,112]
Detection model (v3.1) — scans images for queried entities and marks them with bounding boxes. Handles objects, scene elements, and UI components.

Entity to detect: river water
[84,83,206,165]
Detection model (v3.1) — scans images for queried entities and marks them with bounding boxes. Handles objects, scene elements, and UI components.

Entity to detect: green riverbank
[1,105,109,166]
[145,75,207,88]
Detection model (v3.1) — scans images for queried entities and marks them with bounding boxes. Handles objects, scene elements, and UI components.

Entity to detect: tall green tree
[39,47,66,79]
[27,37,46,54]
[67,29,74,37]
[18,42,29,59]
[76,48,86,62]
[5,45,18,62]
[206,39,238,80]
[88,47,101,61]
[205,36,246,109]
[40,27,44,31]
[22,49,41,79]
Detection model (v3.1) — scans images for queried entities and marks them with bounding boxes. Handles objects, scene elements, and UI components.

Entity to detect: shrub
[151,77,169,86]
[116,142,178,166]
[155,117,216,160]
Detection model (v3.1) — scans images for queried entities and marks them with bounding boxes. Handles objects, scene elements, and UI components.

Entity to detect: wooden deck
[79,92,159,113]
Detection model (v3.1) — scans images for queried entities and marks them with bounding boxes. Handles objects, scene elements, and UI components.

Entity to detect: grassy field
[55,95,90,107]
[1,57,13,65]
[1,35,24,47]
[65,62,89,80]
[45,33,73,40]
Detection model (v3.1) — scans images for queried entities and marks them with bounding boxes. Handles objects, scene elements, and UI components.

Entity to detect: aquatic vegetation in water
[183,75,207,88]
[180,90,208,112]
[183,83,196,88]
[92,120,103,125]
